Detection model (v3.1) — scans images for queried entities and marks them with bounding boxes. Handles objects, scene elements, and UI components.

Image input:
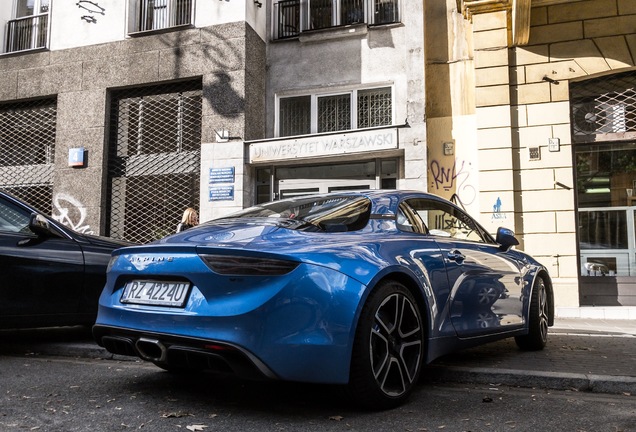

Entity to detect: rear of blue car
[93,243,368,384]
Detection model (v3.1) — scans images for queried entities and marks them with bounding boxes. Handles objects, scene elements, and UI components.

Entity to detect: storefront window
[575,143,636,278]
[576,142,636,208]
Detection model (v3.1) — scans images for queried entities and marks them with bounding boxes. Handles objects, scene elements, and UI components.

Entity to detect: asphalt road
[1,354,634,432]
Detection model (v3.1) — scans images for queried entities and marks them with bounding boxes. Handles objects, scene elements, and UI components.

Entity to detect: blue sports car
[93,190,554,409]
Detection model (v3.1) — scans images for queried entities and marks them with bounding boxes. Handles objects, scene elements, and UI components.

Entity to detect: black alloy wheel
[515,276,549,351]
[348,280,424,409]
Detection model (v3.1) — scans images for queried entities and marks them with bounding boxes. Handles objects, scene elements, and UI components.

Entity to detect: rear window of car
[218,196,372,232]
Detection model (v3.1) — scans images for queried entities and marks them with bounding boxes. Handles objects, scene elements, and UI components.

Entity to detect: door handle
[447,250,465,263]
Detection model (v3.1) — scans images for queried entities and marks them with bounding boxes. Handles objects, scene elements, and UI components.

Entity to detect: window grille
[275,0,301,39]
[5,13,48,53]
[318,94,351,132]
[570,70,636,143]
[374,0,399,24]
[107,81,202,243]
[279,87,392,137]
[0,98,56,215]
[273,0,399,39]
[342,0,365,25]
[279,96,311,136]
[358,87,392,128]
[310,0,333,29]
[134,0,193,33]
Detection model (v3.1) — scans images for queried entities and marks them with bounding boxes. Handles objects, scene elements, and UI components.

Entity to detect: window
[0,196,31,234]
[400,198,490,243]
[129,0,193,33]
[224,195,372,232]
[273,0,400,40]
[278,87,392,137]
[571,71,636,279]
[5,0,50,53]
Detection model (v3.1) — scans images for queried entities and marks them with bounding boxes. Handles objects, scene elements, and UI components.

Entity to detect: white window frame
[276,85,394,137]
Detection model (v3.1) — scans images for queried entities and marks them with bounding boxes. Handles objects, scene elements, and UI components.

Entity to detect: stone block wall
[471,0,636,307]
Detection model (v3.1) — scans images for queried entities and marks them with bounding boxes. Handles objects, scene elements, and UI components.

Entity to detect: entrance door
[278,178,376,199]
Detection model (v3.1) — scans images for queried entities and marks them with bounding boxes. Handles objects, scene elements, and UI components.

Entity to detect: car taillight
[199,254,299,276]
[107,256,119,273]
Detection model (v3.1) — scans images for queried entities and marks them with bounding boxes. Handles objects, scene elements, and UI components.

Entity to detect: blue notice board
[209,167,235,184]
[209,186,234,202]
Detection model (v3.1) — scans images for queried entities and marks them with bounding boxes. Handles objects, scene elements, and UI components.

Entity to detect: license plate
[120,280,190,307]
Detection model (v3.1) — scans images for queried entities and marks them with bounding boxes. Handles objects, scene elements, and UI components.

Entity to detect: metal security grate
[341,0,365,24]
[570,70,636,143]
[358,87,392,128]
[0,98,56,214]
[279,96,311,137]
[107,81,202,243]
[318,94,351,133]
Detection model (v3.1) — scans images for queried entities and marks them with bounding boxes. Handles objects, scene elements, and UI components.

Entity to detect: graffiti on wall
[52,193,95,235]
[429,159,476,205]
[492,196,507,220]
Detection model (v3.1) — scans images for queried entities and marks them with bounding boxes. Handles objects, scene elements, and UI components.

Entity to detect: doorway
[256,159,398,203]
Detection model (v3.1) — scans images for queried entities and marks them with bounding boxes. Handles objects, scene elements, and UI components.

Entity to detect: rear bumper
[93,325,277,381]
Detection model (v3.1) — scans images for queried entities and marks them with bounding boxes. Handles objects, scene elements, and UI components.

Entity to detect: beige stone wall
[424,0,480,215]
[470,0,636,307]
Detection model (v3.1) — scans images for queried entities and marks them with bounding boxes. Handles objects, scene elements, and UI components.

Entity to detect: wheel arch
[359,270,433,341]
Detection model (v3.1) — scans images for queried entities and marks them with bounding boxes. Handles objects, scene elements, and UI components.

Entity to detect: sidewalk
[426,318,636,395]
[1,319,635,396]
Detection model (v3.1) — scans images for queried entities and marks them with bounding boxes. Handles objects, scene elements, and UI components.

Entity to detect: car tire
[515,276,549,351]
[348,280,425,410]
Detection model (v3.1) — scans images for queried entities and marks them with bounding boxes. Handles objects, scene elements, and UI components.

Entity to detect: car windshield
[217,196,372,232]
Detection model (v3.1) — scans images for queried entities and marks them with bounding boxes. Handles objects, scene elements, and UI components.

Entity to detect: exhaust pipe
[135,338,167,362]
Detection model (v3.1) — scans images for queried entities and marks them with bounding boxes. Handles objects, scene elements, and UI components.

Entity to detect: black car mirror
[29,213,53,237]
[496,227,519,251]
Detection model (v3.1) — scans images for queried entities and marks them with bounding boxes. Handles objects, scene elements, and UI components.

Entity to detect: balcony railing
[135,0,193,33]
[275,0,301,39]
[5,13,49,53]
[274,0,399,40]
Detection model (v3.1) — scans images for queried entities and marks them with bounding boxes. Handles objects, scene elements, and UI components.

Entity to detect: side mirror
[496,227,519,250]
[29,213,53,237]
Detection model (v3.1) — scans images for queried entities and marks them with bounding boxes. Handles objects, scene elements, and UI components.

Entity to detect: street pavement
[1,318,635,396]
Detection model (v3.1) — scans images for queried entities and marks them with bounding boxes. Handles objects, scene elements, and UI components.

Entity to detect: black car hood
[74,233,135,248]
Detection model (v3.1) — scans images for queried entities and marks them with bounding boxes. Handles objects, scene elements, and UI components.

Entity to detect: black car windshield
[217,196,372,232]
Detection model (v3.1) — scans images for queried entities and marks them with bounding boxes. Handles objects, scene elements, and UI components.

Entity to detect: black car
[0,190,133,329]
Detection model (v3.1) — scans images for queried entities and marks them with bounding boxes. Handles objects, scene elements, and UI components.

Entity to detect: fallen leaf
[329,416,344,421]
[186,425,207,431]
[161,412,193,418]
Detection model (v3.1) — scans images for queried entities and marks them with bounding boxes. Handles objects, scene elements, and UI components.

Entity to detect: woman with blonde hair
[176,207,198,233]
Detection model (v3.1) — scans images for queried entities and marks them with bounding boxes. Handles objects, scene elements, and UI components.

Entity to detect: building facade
[0,0,267,243]
[443,0,636,314]
[0,0,634,315]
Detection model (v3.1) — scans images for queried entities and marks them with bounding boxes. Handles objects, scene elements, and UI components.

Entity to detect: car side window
[405,198,486,243]
[0,197,32,234]
[397,202,427,234]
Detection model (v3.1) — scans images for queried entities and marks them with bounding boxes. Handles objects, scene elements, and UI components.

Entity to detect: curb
[8,339,636,397]
[424,365,636,395]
